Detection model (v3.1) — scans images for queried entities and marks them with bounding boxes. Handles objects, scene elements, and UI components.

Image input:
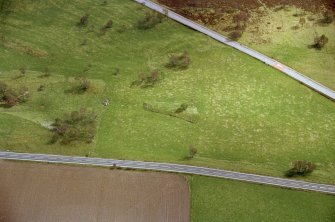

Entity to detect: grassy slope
[200,6,335,90]
[190,176,335,222]
[0,0,334,184]
[0,71,105,155]
[242,7,335,90]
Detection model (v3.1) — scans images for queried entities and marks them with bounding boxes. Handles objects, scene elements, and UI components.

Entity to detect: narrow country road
[1,151,334,195]
[134,0,335,101]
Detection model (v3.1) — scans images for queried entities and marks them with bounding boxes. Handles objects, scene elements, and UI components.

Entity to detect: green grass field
[0,0,334,186]
[190,176,335,222]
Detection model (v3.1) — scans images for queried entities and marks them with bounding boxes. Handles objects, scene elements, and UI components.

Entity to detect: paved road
[1,151,334,195]
[134,0,335,101]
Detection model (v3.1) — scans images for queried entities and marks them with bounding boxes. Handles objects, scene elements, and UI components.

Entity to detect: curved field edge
[0,0,334,184]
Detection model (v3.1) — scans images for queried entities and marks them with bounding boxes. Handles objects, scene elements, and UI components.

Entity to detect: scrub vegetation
[0,0,334,184]
[160,0,335,90]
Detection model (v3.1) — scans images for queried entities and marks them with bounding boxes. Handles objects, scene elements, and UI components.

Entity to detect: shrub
[37,85,45,92]
[19,67,26,75]
[50,109,97,145]
[166,52,191,70]
[174,103,188,114]
[103,20,113,29]
[3,89,18,107]
[233,12,249,25]
[78,76,91,92]
[229,30,242,40]
[0,82,29,107]
[78,14,89,27]
[130,70,162,88]
[291,25,300,30]
[137,12,164,30]
[70,76,91,93]
[0,0,11,15]
[17,86,30,103]
[117,24,128,33]
[312,34,328,49]
[299,17,306,26]
[321,10,334,24]
[0,81,7,99]
[187,146,198,160]
[285,160,316,177]
[38,67,51,78]
[100,20,113,35]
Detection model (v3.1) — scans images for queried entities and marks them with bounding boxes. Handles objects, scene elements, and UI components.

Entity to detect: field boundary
[1,151,334,195]
[134,0,335,101]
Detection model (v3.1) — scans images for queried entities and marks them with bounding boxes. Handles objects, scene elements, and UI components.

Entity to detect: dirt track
[0,160,189,222]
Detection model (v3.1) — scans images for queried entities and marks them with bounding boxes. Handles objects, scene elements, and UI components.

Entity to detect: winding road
[134,0,335,101]
[1,151,334,195]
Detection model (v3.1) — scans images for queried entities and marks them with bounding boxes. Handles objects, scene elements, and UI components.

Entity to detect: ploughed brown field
[0,160,189,222]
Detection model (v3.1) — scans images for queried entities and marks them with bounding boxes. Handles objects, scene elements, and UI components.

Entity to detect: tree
[312,34,328,49]
[285,160,316,177]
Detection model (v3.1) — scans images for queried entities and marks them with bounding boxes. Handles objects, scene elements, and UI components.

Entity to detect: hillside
[0,0,334,183]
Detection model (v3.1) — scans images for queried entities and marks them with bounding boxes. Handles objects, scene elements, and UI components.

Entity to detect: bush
[3,89,18,107]
[130,70,162,88]
[103,20,113,29]
[65,76,91,94]
[100,20,113,35]
[78,14,89,27]
[187,146,198,160]
[233,12,249,25]
[137,12,164,30]
[312,34,328,49]
[39,67,51,78]
[174,103,188,114]
[285,160,316,177]
[19,67,26,75]
[299,17,306,26]
[321,10,334,24]
[0,81,7,99]
[0,81,29,107]
[50,109,97,145]
[166,52,191,70]
[0,0,11,15]
[229,30,242,40]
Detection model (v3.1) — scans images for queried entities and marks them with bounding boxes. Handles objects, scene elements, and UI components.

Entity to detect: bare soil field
[0,160,189,222]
